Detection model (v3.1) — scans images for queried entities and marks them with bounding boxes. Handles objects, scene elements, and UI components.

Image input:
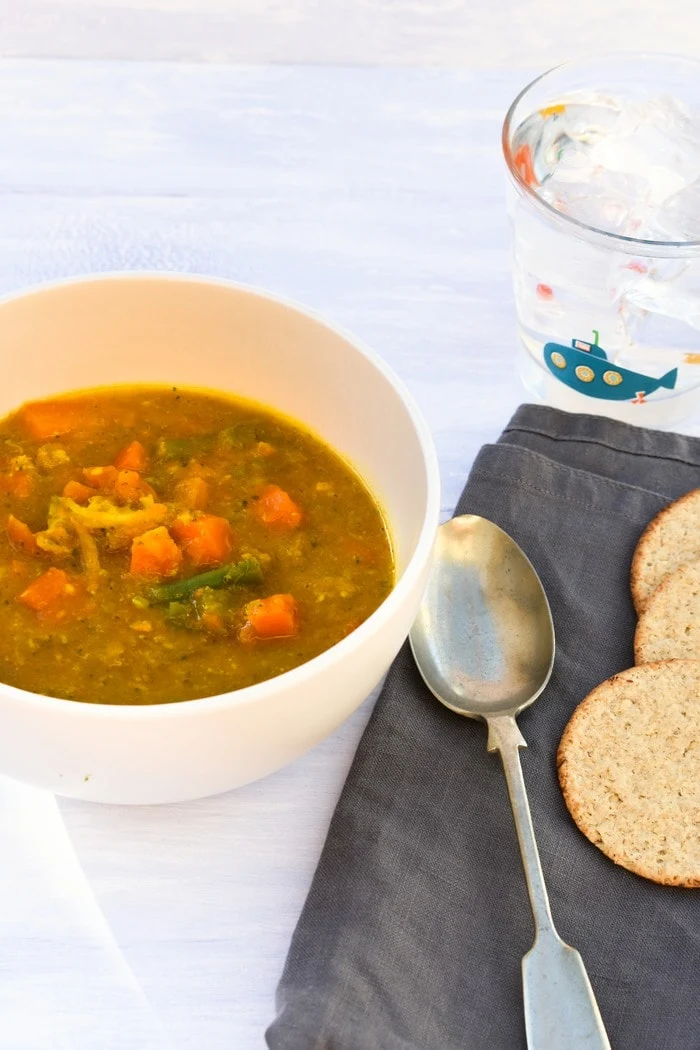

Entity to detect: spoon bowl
[410,514,554,719]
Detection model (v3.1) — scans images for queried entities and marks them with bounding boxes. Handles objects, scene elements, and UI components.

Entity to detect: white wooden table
[0,11,699,1049]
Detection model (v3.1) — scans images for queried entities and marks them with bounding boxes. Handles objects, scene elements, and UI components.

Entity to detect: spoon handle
[487,715,611,1050]
[521,934,611,1050]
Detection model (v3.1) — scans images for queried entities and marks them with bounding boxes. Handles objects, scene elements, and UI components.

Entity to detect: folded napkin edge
[507,404,700,469]
[468,443,670,524]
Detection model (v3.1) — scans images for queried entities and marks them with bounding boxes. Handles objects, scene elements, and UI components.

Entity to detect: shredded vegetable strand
[70,515,103,593]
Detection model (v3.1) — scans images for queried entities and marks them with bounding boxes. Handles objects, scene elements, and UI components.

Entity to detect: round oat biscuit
[557,660,700,887]
[635,557,700,665]
[630,488,700,614]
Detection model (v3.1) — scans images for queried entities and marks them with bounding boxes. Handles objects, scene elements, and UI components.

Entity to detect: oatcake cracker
[557,660,700,887]
[635,557,700,665]
[630,488,700,614]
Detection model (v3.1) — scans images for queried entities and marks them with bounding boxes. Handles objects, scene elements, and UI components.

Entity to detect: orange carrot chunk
[114,440,148,472]
[83,465,119,492]
[130,526,183,578]
[244,594,299,639]
[17,400,84,441]
[254,485,302,529]
[171,515,234,567]
[113,469,157,504]
[0,472,34,499]
[7,514,38,555]
[174,476,209,510]
[19,567,76,615]
[62,480,95,503]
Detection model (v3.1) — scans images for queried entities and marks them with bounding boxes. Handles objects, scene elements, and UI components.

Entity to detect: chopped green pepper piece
[155,436,213,462]
[165,601,190,625]
[218,422,262,449]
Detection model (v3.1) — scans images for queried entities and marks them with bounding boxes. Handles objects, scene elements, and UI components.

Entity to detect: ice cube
[551,96,621,143]
[541,164,647,236]
[545,139,595,184]
[623,272,700,330]
[590,94,700,208]
[652,178,700,241]
[523,101,621,184]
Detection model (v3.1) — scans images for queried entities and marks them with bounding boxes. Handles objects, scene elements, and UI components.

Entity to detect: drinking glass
[502,53,700,427]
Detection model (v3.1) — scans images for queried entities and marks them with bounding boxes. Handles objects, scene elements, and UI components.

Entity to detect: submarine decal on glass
[543,333,678,403]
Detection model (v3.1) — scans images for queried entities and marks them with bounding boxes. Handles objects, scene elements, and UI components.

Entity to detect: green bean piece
[147,557,263,604]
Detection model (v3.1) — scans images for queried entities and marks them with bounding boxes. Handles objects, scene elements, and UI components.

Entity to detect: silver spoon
[409,514,611,1050]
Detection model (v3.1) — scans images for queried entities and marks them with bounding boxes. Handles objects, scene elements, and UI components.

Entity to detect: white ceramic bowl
[0,273,440,804]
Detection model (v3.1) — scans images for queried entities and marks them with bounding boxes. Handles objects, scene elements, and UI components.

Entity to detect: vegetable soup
[0,388,394,704]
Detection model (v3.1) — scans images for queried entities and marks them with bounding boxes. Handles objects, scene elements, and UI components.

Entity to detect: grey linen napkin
[266,404,700,1050]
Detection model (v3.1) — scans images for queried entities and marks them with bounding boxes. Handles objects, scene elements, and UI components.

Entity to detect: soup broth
[0,387,394,704]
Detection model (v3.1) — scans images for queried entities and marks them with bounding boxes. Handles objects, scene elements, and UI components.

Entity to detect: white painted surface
[0,0,698,67]
[0,49,698,1050]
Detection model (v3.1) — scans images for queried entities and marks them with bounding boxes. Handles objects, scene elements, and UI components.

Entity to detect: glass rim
[502,51,700,252]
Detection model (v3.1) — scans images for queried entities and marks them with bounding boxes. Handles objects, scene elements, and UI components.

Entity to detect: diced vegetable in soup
[0,387,394,704]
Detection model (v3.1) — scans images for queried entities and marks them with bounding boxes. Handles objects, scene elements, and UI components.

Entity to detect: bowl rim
[0,270,441,720]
